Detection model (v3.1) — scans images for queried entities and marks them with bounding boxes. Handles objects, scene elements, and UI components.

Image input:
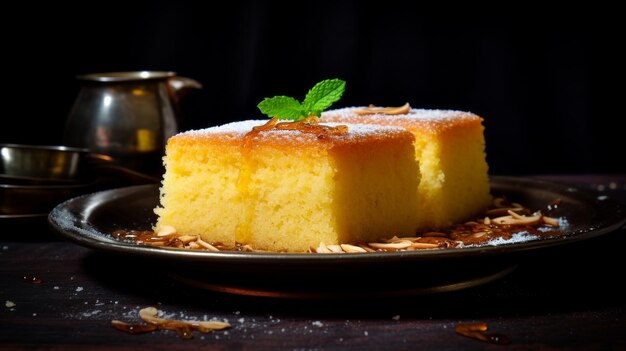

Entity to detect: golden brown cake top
[169,120,414,149]
[321,107,483,135]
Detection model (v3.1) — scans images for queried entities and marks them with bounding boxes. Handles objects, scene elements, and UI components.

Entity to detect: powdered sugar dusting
[478,231,540,246]
[173,119,410,145]
[322,107,478,121]
[321,107,483,135]
[50,203,116,243]
[180,120,267,137]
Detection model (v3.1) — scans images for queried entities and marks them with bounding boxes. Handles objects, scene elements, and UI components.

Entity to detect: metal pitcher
[63,71,201,176]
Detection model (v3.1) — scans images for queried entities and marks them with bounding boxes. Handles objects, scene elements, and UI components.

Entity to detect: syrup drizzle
[455,323,510,345]
[111,307,230,339]
[112,320,194,339]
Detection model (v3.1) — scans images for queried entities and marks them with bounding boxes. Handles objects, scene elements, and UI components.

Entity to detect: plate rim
[1,213,48,219]
[48,176,626,264]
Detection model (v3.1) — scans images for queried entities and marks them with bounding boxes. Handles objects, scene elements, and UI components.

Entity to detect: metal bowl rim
[0,181,96,190]
[0,143,90,154]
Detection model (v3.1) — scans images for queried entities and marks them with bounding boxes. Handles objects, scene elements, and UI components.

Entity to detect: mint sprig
[257,79,345,121]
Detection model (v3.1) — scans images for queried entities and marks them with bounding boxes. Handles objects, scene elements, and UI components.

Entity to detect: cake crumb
[76,286,83,292]
[53,286,60,290]
[312,321,324,327]
[5,301,16,308]
[364,331,369,336]
[392,315,400,321]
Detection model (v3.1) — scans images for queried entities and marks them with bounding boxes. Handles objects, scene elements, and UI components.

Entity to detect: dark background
[1,2,621,175]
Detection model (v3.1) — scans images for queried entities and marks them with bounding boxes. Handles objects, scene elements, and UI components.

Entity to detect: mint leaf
[257,96,304,120]
[257,78,346,121]
[302,79,346,117]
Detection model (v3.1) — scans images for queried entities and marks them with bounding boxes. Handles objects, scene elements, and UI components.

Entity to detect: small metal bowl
[0,143,159,218]
[0,144,159,185]
[1,182,96,216]
[0,144,90,184]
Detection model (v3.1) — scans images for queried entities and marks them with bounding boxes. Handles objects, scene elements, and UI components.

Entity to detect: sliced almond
[492,213,542,225]
[177,235,199,244]
[316,242,332,254]
[410,242,439,249]
[359,245,376,252]
[471,231,487,238]
[326,245,344,253]
[353,103,410,115]
[156,225,177,237]
[542,216,560,227]
[369,241,412,250]
[196,238,220,251]
[340,244,367,253]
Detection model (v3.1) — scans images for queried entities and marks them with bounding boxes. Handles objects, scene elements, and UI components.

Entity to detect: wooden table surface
[1,175,625,350]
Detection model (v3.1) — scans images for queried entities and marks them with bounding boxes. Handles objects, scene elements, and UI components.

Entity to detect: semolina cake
[321,107,491,230]
[154,120,420,252]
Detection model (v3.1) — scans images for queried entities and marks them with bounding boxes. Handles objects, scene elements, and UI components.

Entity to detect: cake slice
[154,120,420,252]
[322,107,491,230]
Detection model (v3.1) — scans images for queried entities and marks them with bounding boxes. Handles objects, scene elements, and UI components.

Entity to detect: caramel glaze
[447,220,561,246]
[243,116,348,148]
[112,230,229,250]
[111,320,193,339]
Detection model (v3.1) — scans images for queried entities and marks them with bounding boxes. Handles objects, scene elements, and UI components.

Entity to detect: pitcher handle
[168,76,202,100]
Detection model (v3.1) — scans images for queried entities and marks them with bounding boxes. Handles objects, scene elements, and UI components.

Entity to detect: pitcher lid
[77,71,176,82]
